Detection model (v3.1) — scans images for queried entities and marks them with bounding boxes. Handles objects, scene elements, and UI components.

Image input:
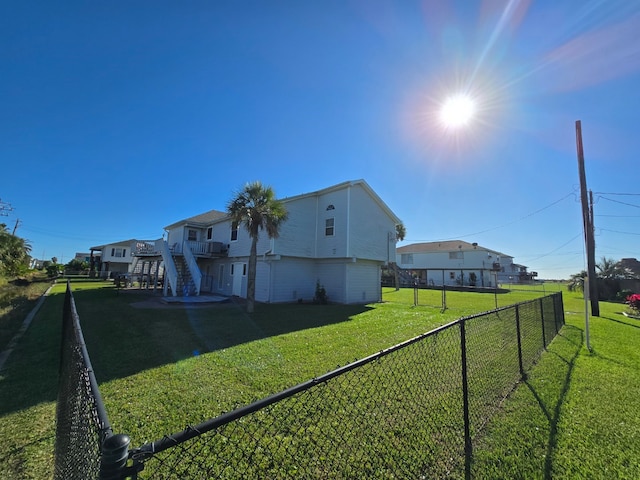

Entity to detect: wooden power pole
[575,120,599,317]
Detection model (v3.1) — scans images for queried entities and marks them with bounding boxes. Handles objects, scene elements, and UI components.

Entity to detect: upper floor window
[400,253,413,264]
[206,227,213,240]
[187,229,197,241]
[325,218,335,236]
[449,251,463,260]
[111,248,126,258]
[231,221,238,241]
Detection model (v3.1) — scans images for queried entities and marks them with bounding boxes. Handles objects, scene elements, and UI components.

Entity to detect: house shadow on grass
[522,325,583,480]
[70,286,372,385]
[1,285,372,416]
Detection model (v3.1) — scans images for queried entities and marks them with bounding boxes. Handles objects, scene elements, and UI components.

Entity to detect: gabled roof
[397,240,512,259]
[281,179,402,225]
[164,180,401,230]
[164,209,227,230]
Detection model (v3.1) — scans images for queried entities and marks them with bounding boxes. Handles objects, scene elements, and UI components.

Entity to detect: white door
[232,262,244,296]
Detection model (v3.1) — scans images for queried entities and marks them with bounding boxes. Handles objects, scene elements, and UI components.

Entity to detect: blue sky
[1,0,639,279]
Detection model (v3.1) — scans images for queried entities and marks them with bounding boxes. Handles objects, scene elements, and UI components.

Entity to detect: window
[401,253,413,264]
[218,265,224,289]
[449,272,456,279]
[325,218,334,236]
[449,251,463,260]
[187,229,197,241]
[206,227,213,240]
[112,248,125,258]
[231,221,238,241]
[243,263,247,276]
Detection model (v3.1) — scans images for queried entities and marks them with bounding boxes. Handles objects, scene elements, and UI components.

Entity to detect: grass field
[1,280,639,478]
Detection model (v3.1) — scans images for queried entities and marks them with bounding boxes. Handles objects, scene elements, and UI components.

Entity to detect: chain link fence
[55,282,129,480]
[55,285,564,479]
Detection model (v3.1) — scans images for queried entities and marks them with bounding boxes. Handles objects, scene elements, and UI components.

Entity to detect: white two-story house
[396,240,536,287]
[90,239,160,278]
[139,179,401,304]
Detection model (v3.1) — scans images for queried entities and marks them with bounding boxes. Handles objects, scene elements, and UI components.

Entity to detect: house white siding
[348,184,396,262]
[267,258,317,303]
[346,260,381,303]
[315,189,349,259]
[155,179,401,303]
[275,197,317,257]
[316,261,347,303]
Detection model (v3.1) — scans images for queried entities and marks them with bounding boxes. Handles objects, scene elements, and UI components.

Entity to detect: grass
[1,280,639,478]
[0,273,53,350]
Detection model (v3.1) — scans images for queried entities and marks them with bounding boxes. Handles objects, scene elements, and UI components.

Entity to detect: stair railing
[182,241,202,296]
[158,240,178,296]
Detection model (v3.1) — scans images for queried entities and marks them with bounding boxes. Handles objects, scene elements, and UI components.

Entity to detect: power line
[520,233,583,262]
[600,228,640,236]
[406,191,576,242]
[593,192,640,196]
[597,196,640,209]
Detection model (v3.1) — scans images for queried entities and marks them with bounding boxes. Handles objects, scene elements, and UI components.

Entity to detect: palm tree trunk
[246,236,258,313]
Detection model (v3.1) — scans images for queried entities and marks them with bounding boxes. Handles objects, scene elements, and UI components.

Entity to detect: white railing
[184,240,225,256]
[182,241,202,296]
[134,240,159,255]
[158,240,178,297]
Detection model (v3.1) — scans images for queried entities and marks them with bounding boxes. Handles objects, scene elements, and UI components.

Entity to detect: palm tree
[0,224,32,277]
[567,270,587,292]
[596,256,622,279]
[393,223,406,291]
[227,181,288,313]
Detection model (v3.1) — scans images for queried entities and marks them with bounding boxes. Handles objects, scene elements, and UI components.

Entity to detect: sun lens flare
[439,94,476,128]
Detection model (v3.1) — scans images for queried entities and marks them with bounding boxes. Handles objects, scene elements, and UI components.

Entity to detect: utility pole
[12,218,20,235]
[575,120,599,317]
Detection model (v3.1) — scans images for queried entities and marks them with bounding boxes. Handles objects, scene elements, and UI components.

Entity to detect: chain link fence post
[459,319,472,480]
[100,434,131,480]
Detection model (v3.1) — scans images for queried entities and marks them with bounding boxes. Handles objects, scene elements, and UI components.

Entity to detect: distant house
[396,240,536,287]
[90,239,159,278]
[74,252,98,264]
[619,258,640,278]
[134,179,401,304]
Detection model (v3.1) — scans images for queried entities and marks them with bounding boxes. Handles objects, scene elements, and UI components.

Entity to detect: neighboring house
[90,239,160,278]
[396,240,536,287]
[619,258,640,278]
[74,252,98,264]
[136,179,401,304]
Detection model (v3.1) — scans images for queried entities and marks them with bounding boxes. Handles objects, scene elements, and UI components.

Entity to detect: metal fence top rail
[134,292,562,458]
[65,281,113,443]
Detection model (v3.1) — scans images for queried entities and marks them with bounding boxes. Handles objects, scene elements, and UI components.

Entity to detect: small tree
[227,181,288,313]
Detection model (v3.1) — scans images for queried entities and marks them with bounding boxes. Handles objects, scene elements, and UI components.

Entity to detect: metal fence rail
[54,282,130,480]
[55,287,564,479]
[126,293,564,479]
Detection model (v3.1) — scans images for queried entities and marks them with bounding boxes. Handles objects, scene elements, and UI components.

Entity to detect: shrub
[313,282,328,304]
[626,293,640,316]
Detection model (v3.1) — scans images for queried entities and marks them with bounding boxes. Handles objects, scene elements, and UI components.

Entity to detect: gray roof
[397,240,512,258]
[164,209,227,230]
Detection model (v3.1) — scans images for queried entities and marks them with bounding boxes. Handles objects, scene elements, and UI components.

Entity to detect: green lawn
[1,281,638,478]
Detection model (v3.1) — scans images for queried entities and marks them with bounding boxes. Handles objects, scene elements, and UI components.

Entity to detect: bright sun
[439,94,476,128]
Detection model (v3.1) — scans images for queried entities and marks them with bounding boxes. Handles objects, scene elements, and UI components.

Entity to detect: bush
[626,294,640,316]
[313,282,328,304]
